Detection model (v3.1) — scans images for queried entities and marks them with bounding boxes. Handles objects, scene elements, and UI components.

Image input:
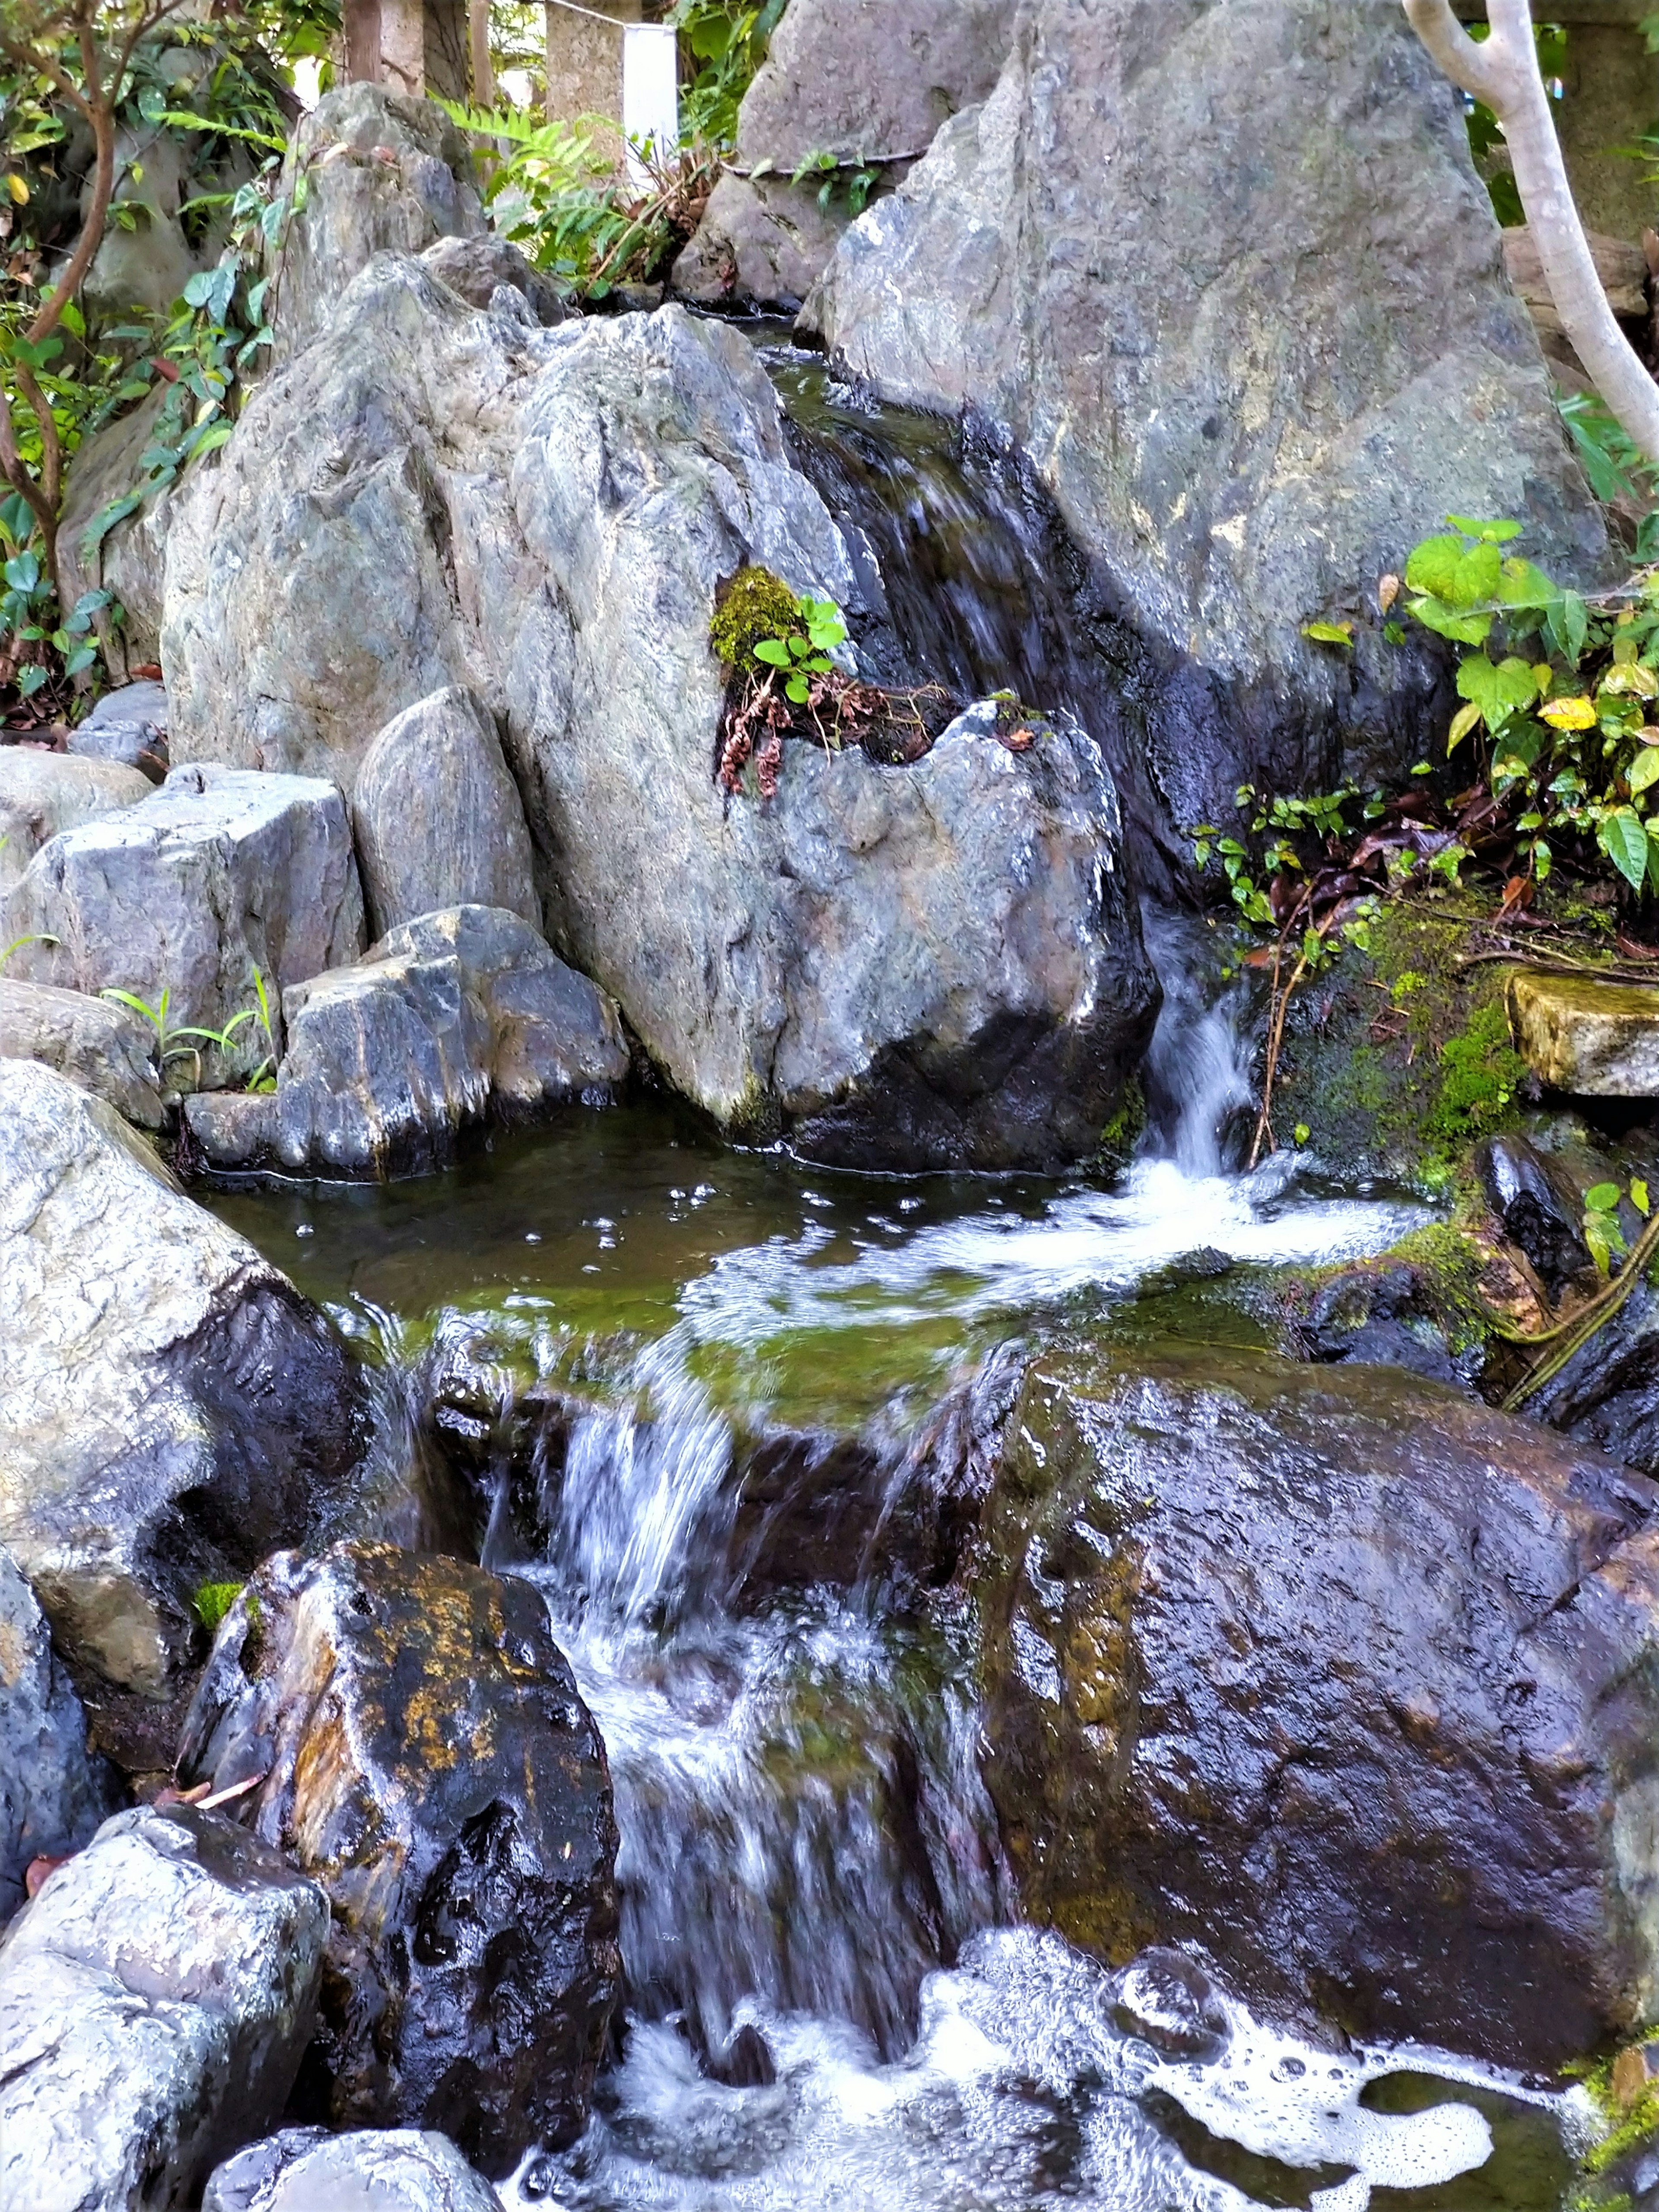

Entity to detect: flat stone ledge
[1508,968,1659,1094]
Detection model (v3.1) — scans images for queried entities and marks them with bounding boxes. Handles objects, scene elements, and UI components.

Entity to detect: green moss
[1098,1078,1146,1172]
[709,566,802,671]
[193,1580,245,1636]
[1427,1000,1529,1144]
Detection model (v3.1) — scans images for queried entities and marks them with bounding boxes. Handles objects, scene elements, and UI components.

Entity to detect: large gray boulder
[0,979,163,1128]
[272,85,483,361]
[68,680,170,782]
[352,687,540,939]
[0,748,149,894]
[675,0,1017,311]
[976,1340,1659,2071]
[159,268,1158,1166]
[0,1062,365,1695]
[183,904,629,1179]
[178,1543,620,2178]
[0,1545,117,1926]
[57,392,175,681]
[806,0,1611,828]
[3,762,364,1087]
[205,2129,504,2212]
[0,1804,327,2212]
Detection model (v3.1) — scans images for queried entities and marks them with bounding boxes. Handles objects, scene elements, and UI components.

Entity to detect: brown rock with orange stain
[177,1542,619,2180]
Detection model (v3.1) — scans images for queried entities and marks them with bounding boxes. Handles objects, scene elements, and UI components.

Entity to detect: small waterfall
[1137,906,1255,1179]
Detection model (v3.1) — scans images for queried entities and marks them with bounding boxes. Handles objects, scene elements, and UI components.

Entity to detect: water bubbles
[525,1231,543,1244]
[294,1222,314,1238]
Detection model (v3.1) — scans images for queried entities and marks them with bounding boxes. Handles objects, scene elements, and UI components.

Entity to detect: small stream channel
[204,339,1593,2207]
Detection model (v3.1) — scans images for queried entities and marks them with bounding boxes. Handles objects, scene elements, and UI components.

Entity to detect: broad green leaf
[1496,556,1558,611]
[1586,1182,1623,1212]
[1408,595,1492,646]
[753,639,791,667]
[1600,806,1653,889]
[1446,515,1523,543]
[1629,747,1659,796]
[1456,653,1538,729]
[1405,534,1501,610]
[1302,620,1354,647]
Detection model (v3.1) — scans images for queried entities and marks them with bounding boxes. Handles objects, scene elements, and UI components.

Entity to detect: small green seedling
[100,985,256,1088]
[1583,1181,1630,1279]
[753,597,847,705]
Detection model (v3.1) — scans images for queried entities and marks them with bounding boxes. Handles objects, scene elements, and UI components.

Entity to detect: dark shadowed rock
[0,747,149,892]
[351,688,540,940]
[0,1804,327,2212]
[673,171,854,313]
[204,2127,504,2212]
[0,1062,365,1695]
[0,1544,118,1925]
[976,1340,1659,2069]
[1479,1131,1596,1296]
[0,978,163,1128]
[159,267,1157,1166]
[184,905,629,1180]
[3,762,364,1087]
[807,0,1608,829]
[177,1542,620,2177]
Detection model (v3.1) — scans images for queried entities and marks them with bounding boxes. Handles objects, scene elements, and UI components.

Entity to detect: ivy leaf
[1599,806,1653,890]
[1456,653,1538,730]
[1302,620,1354,647]
[1634,1178,1652,1218]
[1447,700,1483,752]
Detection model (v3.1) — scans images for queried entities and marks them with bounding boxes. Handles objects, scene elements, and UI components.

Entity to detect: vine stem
[1246,909,1338,1173]
[1498,1206,1659,1408]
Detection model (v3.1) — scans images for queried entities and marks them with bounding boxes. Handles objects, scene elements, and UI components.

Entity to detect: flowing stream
[202,350,1593,2208]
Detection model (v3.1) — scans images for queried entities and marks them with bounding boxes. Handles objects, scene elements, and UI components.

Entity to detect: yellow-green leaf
[1540,693,1598,730]
[1302,620,1354,647]
[1629,747,1659,796]
[1601,662,1659,699]
[4,173,26,206]
[1447,700,1482,751]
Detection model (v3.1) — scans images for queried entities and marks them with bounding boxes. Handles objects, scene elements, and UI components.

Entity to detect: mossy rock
[709,565,802,672]
[1271,894,1528,1191]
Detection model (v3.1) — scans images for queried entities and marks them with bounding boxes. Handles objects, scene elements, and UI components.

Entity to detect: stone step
[1508,967,1659,1094]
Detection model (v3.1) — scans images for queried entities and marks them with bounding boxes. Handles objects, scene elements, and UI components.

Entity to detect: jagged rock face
[0,749,150,893]
[3,762,364,1087]
[673,0,1017,311]
[0,979,163,1128]
[0,1805,328,2212]
[420,232,572,326]
[0,1544,118,1924]
[0,1063,365,1694]
[806,0,1610,830]
[271,85,484,362]
[976,1341,1659,2070]
[352,688,540,940]
[178,1543,620,2179]
[159,265,1157,1167]
[204,2128,505,2212]
[182,904,630,1180]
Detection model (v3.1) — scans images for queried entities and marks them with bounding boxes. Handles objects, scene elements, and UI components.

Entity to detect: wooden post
[344,0,383,82]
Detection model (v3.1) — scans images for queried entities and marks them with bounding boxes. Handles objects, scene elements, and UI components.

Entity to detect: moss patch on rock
[709,565,803,672]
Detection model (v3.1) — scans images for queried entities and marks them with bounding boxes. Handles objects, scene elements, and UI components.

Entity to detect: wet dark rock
[1107,1948,1228,2061]
[421,231,572,326]
[183,905,629,1180]
[0,1062,366,1697]
[807,0,1608,827]
[1478,1132,1594,1296]
[0,1544,119,1925]
[976,1340,1659,2069]
[66,678,170,782]
[1289,1259,1468,1386]
[177,1542,621,2178]
[204,2126,505,2212]
[0,1804,327,2211]
[1527,1277,1659,1481]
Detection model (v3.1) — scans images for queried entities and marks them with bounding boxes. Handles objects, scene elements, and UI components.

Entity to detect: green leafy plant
[752,595,845,703]
[245,966,278,1090]
[0,928,57,969]
[668,0,787,149]
[100,983,255,1089]
[1583,1179,1630,1278]
[786,146,879,216]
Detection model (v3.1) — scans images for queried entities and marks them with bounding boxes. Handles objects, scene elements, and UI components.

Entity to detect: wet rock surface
[975,1339,1659,2069]
[184,904,629,1179]
[0,1804,327,2212]
[3,762,364,1087]
[0,1545,117,1925]
[178,1541,620,2177]
[807,0,1608,826]
[0,747,150,892]
[0,977,163,1128]
[351,687,540,940]
[1480,1131,1595,1297]
[0,1062,365,1694]
[204,2127,505,2212]
[1508,968,1659,1096]
[159,264,1156,1165]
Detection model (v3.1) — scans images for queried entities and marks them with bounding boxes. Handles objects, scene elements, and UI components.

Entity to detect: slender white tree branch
[1404,0,1659,467]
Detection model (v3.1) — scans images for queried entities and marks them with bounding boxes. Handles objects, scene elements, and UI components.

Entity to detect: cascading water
[204,351,1588,2211]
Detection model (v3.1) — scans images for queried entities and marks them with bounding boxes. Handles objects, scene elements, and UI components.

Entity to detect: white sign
[623,21,679,184]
